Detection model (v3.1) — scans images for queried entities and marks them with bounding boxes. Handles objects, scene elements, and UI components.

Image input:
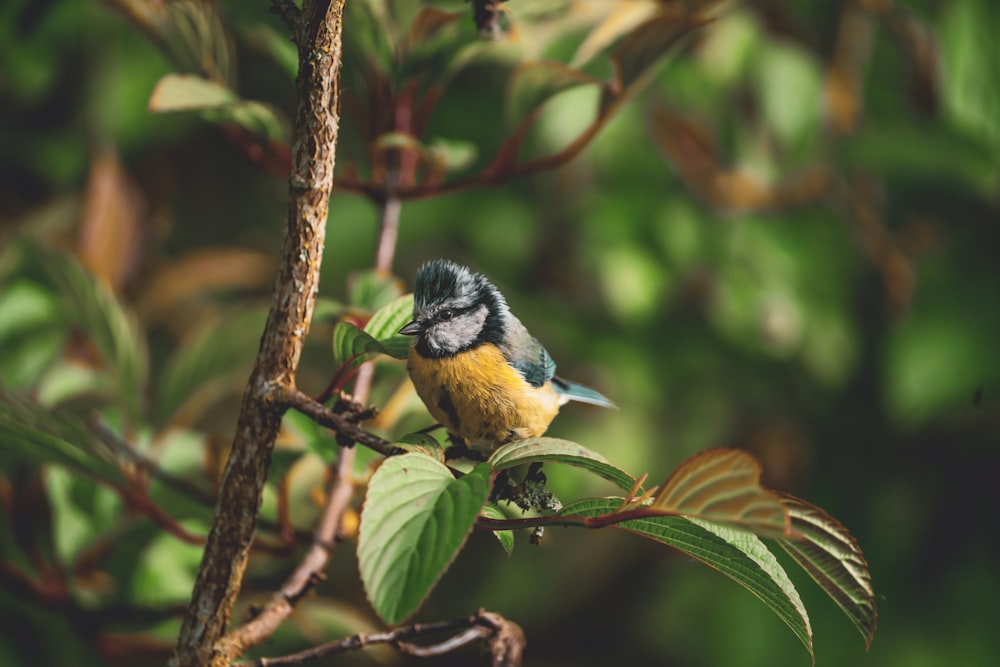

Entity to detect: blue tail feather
[551,376,616,408]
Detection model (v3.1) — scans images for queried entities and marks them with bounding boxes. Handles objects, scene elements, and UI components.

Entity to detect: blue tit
[399,259,614,449]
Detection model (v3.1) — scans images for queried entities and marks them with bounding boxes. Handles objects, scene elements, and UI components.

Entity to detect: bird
[399,259,614,449]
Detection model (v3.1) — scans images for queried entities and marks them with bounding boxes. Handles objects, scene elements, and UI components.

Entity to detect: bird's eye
[439,309,454,321]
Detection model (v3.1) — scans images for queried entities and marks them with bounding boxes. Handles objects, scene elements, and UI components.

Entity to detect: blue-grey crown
[414,259,508,344]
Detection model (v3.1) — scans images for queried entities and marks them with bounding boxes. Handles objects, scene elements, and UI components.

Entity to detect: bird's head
[399,259,508,357]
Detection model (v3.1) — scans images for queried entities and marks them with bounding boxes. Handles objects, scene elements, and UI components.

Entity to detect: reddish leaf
[77,148,147,292]
[650,448,791,538]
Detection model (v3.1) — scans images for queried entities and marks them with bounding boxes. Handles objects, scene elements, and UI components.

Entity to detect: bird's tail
[551,376,616,408]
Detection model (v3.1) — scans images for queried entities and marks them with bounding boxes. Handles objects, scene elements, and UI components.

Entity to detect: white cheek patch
[427,304,488,353]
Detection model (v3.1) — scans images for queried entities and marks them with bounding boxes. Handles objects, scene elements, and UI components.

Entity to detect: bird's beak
[399,320,422,336]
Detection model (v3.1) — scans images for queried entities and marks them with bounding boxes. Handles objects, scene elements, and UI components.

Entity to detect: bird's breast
[407,343,562,447]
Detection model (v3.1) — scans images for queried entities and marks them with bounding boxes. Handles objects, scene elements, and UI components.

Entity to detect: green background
[1,1,998,665]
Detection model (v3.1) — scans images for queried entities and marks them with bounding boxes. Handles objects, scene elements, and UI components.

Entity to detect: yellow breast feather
[407,343,562,447]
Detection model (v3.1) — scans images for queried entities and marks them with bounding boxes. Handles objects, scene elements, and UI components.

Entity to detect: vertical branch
[171,2,346,666]
[210,161,403,664]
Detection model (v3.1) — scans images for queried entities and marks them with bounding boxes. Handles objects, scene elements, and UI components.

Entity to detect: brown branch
[213,443,356,663]
[278,385,398,457]
[247,610,522,666]
[171,2,347,665]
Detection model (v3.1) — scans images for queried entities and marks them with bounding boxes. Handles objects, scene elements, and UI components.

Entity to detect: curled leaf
[777,493,878,648]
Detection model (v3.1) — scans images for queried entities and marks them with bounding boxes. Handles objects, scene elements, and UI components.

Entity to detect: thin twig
[247,611,512,666]
[397,625,491,657]
[90,416,312,544]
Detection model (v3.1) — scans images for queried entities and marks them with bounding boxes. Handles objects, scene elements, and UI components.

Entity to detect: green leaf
[777,494,877,648]
[391,432,445,462]
[331,322,383,368]
[480,503,514,556]
[148,73,235,110]
[561,497,813,659]
[570,0,660,68]
[0,279,64,389]
[38,250,148,418]
[488,437,636,491]
[379,335,412,361]
[602,9,710,112]
[940,0,1000,160]
[148,74,288,141]
[358,454,492,624]
[427,137,478,173]
[45,466,122,567]
[0,388,124,485]
[329,293,416,363]
[364,293,415,342]
[130,521,206,606]
[842,122,998,194]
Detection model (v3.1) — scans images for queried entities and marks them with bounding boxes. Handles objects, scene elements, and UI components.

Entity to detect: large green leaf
[561,497,813,659]
[488,437,636,491]
[777,494,877,648]
[358,454,492,624]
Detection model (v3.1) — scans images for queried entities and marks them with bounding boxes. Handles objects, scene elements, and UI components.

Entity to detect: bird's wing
[502,316,557,388]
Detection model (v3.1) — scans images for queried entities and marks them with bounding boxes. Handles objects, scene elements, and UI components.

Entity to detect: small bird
[399,259,614,449]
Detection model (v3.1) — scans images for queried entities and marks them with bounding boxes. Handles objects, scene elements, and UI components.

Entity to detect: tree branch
[277,385,398,457]
[171,2,346,665]
[212,443,356,664]
[194,83,410,661]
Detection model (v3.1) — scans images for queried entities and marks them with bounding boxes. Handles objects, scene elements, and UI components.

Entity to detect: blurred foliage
[1,0,999,666]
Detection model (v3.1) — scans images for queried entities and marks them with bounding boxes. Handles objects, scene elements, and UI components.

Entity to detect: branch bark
[171,2,346,665]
